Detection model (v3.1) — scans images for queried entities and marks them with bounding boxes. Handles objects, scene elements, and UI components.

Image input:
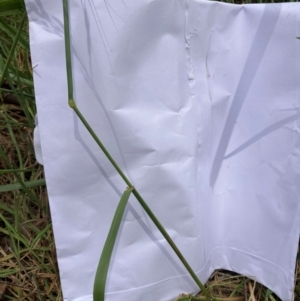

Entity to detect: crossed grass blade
[0,18,28,50]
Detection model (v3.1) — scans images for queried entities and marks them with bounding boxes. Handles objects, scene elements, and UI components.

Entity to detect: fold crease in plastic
[25,0,300,300]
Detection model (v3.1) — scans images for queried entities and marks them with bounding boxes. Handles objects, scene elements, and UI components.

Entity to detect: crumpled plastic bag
[27,0,300,300]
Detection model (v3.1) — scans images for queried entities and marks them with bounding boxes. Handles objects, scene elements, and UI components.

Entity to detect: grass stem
[62,0,212,299]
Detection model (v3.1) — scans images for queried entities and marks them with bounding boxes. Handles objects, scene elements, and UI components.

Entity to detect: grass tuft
[0,5,62,301]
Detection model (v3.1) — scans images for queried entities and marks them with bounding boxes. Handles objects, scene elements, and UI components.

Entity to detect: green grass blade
[2,70,34,88]
[0,145,40,204]
[0,212,27,246]
[0,87,35,99]
[1,112,24,180]
[0,17,28,50]
[1,73,34,127]
[0,269,19,277]
[63,0,211,298]
[0,168,35,174]
[0,179,46,192]
[31,224,52,249]
[0,202,14,215]
[0,12,26,88]
[93,187,133,301]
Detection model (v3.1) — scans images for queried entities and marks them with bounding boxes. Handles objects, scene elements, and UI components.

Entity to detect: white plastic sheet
[25,0,300,300]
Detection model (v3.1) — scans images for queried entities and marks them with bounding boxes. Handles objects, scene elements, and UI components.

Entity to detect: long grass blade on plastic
[93,188,133,301]
[62,0,212,299]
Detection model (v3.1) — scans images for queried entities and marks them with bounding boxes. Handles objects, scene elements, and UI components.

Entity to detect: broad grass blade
[93,188,133,301]
[0,178,45,192]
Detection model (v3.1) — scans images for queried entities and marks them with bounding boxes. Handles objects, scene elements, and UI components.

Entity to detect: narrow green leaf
[0,269,20,277]
[2,73,34,127]
[0,212,27,246]
[0,68,34,88]
[0,168,36,174]
[0,12,27,88]
[31,224,52,249]
[0,16,28,50]
[0,146,40,204]
[0,87,35,99]
[93,188,133,301]
[1,112,24,181]
[0,202,14,215]
[0,179,46,192]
